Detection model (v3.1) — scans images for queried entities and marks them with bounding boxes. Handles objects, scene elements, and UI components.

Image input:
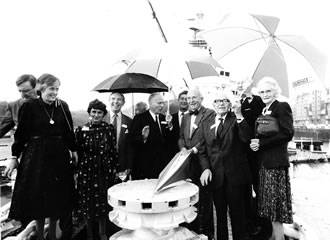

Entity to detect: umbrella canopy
[121,44,222,91]
[126,58,219,80]
[198,13,328,97]
[92,72,168,93]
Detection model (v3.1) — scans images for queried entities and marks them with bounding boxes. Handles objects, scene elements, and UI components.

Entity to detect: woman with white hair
[250,76,294,240]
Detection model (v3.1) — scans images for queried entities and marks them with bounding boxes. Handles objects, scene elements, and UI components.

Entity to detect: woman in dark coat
[250,76,294,240]
[75,99,118,240]
[5,73,78,240]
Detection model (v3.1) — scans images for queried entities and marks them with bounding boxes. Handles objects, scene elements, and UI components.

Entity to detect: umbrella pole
[131,93,135,117]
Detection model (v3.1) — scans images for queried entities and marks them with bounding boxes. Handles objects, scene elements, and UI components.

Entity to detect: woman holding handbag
[250,76,294,240]
[5,73,78,240]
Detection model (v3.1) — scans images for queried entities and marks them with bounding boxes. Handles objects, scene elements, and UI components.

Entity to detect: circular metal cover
[108,179,199,213]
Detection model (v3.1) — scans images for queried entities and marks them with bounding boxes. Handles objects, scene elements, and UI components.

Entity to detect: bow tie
[189,110,199,115]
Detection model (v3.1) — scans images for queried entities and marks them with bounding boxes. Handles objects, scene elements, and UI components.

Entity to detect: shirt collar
[216,113,227,121]
[111,111,122,118]
[179,110,188,115]
[149,110,157,121]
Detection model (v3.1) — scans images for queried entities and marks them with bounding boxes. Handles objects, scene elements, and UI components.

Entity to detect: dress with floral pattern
[75,121,118,220]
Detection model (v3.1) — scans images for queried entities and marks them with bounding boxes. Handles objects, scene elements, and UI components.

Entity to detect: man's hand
[250,139,260,152]
[166,113,173,129]
[200,169,212,186]
[142,125,150,141]
[71,151,78,166]
[232,100,243,120]
[4,157,18,178]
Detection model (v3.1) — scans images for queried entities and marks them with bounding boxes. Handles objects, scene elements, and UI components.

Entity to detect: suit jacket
[130,110,174,179]
[257,100,294,169]
[169,112,180,157]
[117,113,133,171]
[199,111,252,189]
[0,98,25,138]
[240,95,265,131]
[178,106,214,181]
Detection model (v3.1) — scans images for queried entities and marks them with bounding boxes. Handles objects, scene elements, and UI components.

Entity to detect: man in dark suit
[178,87,214,239]
[130,93,174,180]
[109,92,133,180]
[0,74,37,138]
[199,90,252,240]
[170,90,188,157]
[240,93,265,236]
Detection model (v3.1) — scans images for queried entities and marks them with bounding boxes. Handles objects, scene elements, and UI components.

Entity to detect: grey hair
[256,76,282,98]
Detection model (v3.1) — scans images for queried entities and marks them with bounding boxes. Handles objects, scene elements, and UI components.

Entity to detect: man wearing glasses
[0,74,38,137]
[198,89,252,240]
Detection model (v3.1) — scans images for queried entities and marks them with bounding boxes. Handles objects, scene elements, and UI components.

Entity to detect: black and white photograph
[1,0,329,239]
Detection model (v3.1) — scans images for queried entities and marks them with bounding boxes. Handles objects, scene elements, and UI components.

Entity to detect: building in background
[292,77,330,128]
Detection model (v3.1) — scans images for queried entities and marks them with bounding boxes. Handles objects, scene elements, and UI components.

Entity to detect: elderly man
[0,74,37,137]
[178,87,214,239]
[199,90,252,240]
[130,93,174,179]
[109,92,133,180]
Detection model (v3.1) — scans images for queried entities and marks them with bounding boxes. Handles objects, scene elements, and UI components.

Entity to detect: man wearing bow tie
[199,90,252,240]
[130,93,174,180]
[178,87,214,239]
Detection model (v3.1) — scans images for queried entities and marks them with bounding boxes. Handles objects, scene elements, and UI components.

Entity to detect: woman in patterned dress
[75,99,118,240]
[5,73,78,240]
[250,77,294,240]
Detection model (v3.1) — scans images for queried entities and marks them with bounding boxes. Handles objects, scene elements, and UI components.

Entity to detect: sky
[0,0,329,110]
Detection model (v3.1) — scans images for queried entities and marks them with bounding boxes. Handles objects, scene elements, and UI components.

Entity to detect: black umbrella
[92,72,168,93]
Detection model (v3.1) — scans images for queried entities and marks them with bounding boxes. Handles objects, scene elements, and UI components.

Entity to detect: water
[290,141,330,240]
[1,138,330,239]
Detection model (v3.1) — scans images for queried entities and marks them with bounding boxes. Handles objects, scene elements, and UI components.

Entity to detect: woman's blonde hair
[256,76,282,98]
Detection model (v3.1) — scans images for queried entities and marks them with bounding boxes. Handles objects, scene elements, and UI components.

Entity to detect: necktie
[155,115,162,135]
[112,114,117,132]
[216,118,224,138]
[179,112,184,127]
[113,114,118,146]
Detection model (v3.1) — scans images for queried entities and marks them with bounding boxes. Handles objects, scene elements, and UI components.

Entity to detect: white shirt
[178,110,188,127]
[110,111,122,146]
[215,113,227,134]
[149,110,162,131]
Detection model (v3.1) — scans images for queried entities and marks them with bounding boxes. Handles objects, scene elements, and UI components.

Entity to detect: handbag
[255,115,279,137]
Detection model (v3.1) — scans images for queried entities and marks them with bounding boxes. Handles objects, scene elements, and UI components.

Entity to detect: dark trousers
[189,184,214,239]
[213,183,247,240]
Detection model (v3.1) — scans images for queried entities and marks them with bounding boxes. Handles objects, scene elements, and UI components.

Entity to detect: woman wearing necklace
[75,99,118,240]
[250,76,294,240]
[5,73,78,240]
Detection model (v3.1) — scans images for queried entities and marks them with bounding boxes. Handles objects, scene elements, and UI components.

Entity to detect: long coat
[198,111,252,189]
[130,110,174,179]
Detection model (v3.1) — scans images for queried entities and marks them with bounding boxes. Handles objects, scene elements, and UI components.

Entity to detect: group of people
[2,73,294,240]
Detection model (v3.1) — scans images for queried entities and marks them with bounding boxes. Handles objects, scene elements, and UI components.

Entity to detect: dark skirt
[258,165,293,223]
[9,137,74,221]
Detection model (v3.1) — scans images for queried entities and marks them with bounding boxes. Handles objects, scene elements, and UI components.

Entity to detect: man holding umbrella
[130,93,174,180]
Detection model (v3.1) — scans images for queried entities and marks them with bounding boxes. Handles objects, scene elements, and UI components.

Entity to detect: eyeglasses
[214,99,230,104]
[258,89,272,94]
